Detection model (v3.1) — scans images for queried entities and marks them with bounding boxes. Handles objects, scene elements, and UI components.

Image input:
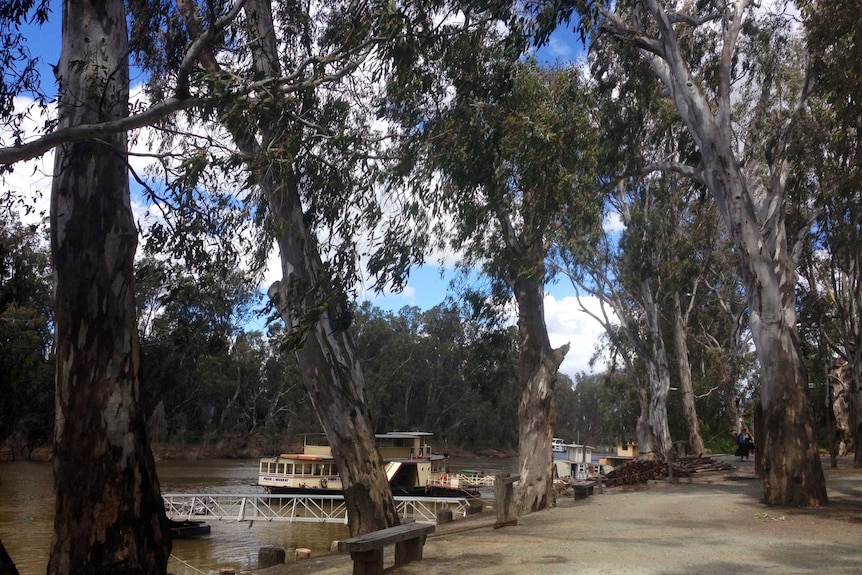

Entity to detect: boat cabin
[257,431,467,497]
[258,434,342,493]
[564,443,594,463]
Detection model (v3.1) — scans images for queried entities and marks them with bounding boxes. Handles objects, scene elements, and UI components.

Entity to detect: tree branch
[0,96,203,165]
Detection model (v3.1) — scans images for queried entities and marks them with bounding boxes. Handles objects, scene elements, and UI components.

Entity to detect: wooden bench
[572,480,596,500]
[337,522,435,575]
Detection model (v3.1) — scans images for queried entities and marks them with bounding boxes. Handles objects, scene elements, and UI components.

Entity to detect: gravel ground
[254,456,862,575]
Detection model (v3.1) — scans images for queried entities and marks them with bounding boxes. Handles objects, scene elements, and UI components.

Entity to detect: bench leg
[350,549,384,575]
[394,535,426,566]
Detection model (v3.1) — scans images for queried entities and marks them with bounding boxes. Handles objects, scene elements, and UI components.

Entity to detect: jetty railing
[162,493,474,525]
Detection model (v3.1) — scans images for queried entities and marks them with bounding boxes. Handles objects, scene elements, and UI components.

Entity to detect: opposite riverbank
[254,455,862,575]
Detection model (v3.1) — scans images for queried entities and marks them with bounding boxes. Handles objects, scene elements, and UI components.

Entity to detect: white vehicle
[552,437,566,453]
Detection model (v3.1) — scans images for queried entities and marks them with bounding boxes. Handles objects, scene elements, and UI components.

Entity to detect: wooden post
[494,473,519,528]
[349,548,383,575]
[394,536,426,565]
[436,509,453,524]
[258,547,285,568]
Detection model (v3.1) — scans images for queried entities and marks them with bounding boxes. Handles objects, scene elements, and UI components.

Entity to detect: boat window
[277,463,285,474]
[305,434,330,447]
[313,464,322,476]
[284,463,293,474]
[301,463,312,475]
[259,462,266,473]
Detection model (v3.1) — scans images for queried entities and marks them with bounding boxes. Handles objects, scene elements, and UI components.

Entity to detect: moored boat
[552,437,566,453]
[258,431,478,498]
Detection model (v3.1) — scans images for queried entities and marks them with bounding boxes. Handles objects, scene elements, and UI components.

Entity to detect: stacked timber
[675,455,734,475]
[604,456,732,487]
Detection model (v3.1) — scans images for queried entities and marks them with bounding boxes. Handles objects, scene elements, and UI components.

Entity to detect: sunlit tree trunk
[176,0,398,535]
[48,0,171,572]
[596,0,827,506]
[509,253,568,514]
[266,176,400,535]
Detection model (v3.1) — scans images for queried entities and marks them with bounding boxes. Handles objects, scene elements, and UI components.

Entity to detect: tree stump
[294,548,311,561]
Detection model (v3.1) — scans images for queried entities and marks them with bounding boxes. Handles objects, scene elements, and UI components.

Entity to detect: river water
[0,455,517,575]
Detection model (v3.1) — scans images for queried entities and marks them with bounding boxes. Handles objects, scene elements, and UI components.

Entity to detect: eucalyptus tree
[351,300,521,449]
[799,0,862,467]
[47,0,171,571]
[535,0,827,505]
[405,57,604,512]
[131,0,402,534]
[1,0,256,570]
[556,40,718,460]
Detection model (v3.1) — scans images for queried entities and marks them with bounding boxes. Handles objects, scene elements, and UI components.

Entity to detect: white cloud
[544,293,613,379]
[2,97,56,228]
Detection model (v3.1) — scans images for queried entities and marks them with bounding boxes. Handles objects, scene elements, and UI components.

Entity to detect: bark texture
[266,181,400,535]
[508,243,568,514]
[177,0,399,535]
[48,0,171,573]
[600,0,827,505]
[672,292,705,456]
[641,279,673,460]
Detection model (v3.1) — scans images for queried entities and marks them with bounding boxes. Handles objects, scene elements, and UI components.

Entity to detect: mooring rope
[169,553,209,575]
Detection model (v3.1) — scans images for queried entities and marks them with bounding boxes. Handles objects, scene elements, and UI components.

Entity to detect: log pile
[675,455,734,475]
[603,456,733,487]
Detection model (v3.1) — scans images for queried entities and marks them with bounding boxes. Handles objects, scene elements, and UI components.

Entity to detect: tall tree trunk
[176,0,398,535]
[672,292,706,455]
[634,373,653,456]
[511,272,568,514]
[267,176,399,536]
[641,279,673,460]
[609,1,828,506]
[705,160,825,505]
[48,0,171,572]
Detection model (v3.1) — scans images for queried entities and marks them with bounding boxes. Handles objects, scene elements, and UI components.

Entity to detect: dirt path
[255,456,862,575]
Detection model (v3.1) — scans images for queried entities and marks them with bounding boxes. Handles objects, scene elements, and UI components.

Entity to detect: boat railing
[163,492,474,524]
[457,473,496,487]
[429,472,495,488]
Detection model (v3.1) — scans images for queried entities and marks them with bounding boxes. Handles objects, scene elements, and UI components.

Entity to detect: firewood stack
[604,455,733,487]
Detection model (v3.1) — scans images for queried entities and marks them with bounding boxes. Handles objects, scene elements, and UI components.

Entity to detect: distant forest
[2,218,761,459]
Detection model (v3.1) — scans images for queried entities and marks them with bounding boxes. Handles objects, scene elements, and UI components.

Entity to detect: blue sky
[4,5,609,379]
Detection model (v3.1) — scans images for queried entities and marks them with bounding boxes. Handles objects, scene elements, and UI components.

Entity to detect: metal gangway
[163,493,475,525]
